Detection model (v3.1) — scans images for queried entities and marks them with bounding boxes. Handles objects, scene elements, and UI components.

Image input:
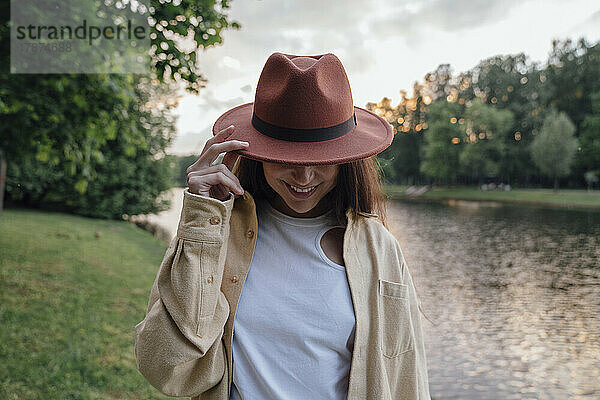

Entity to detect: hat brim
[212,103,393,165]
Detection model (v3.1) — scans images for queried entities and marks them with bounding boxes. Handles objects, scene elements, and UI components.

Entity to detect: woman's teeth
[290,184,316,193]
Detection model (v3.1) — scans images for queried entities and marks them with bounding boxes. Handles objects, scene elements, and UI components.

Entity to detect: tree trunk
[553,175,559,192]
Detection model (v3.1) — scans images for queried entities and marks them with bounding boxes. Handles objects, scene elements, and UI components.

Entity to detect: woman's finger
[187,125,235,173]
[200,125,240,156]
[204,124,236,149]
[187,139,249,174]
[210,183,230,201]
[187,164,243,191]
[188,170,244,197]
[200,140,249,169]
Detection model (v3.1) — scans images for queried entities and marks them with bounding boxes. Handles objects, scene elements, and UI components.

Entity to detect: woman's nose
[291,166,314,184]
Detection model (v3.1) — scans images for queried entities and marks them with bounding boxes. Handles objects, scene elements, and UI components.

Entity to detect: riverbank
[130,186,600,246]
[0,209,172,399]
[384,185,600,210]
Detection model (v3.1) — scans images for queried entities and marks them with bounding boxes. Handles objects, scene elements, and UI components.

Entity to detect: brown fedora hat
[212,52,393,165]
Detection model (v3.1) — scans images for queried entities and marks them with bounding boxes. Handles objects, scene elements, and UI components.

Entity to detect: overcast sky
[167,0,600,155]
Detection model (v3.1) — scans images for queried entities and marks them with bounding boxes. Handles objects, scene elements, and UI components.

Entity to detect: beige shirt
[134,188,431,399]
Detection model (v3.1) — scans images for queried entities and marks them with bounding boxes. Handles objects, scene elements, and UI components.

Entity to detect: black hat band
[251,112,357,142]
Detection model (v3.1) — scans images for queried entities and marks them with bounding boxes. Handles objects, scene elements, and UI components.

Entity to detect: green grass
[384,184,600,209]
[0,208,176,399]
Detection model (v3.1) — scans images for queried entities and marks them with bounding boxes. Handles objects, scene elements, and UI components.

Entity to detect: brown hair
[232,156,389,228]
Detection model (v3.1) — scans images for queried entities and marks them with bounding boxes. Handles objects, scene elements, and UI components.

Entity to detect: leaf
[125,145,137,157]
[35,150,50,162]
[74,179,88,194]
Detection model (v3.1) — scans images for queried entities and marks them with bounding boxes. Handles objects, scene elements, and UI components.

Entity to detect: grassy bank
[384,185,600,209]
[0,208,174,399]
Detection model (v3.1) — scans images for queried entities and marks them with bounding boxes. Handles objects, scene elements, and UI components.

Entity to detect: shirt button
[231,275,239,283]
[206,275,213,284]
[246,229,254,238]
[209,216,221,225]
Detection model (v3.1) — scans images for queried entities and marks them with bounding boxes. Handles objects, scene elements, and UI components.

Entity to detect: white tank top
[229,199,356,400]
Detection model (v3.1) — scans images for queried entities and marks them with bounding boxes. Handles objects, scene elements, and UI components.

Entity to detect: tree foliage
[578,91,600,175]
[149,0,241,94]
[420,101,462,183]
[372,38,599,188]
[4,76,179,218]
[458,99,514,184]
[530,110,578,191]
[173,154,198,187]
[0,0,240,217]
[367,84,428,184]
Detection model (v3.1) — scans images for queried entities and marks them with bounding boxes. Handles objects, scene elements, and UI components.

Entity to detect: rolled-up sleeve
[134,189,235,397]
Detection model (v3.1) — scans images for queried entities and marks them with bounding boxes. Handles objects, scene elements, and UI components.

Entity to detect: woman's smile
[262,162,339,217]
[283,181,320,198]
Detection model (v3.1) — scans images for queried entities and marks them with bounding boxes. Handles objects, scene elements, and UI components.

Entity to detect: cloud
[589,9,600,21]
[372,0,534,38]
[215,0,534,77]
[197,87,246,112]
[221,55,241,70]
[229,0,372,31]
[575,9,600,33]
[215,0,382,76]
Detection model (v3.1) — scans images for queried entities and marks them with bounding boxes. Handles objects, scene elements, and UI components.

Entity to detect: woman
[135,52,431,399]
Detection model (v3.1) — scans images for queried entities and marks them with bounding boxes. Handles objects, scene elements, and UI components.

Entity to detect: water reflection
[387,200,600,399]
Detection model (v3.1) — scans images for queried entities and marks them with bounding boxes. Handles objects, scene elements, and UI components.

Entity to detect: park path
[130,187,185,243]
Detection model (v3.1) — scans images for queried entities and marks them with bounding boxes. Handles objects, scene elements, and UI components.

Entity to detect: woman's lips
[283,181,319,199]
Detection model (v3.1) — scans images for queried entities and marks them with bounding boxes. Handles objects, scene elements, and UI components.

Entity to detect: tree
[368,38,600,188]
[423,64,454,101]
[420,100,462,184]
[0,0,240,217]
[530,110,579,191]
[458,99,515,186]
[5,76,179,218]
[173,154,199,187]
[467,54,546,184]
[369,82,429,184]
[545,39,600,131]
[584,171,599,191]
[544,38,600,186]
[149,0,241,93]
[578,91,600,176]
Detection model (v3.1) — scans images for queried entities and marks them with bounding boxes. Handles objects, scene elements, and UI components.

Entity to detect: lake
[387,199,600,400]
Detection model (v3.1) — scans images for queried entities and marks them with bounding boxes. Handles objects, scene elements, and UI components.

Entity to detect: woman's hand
[186,125,249,201]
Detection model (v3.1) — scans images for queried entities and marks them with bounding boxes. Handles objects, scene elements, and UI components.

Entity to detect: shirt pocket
[378,278,414,358]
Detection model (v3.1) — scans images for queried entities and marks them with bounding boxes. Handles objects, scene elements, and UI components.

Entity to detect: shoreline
[128,186,600,243]
[384,185,600,211]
